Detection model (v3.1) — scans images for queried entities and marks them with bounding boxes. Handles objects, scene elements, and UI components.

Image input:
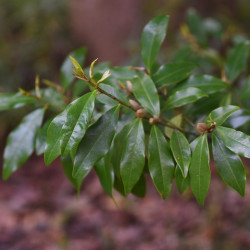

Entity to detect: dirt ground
[0,156,250,250]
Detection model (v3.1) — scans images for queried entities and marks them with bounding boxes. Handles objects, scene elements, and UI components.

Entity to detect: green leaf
[97,83,129,107]
[189,134,210,206]
[152,62,196,88]
[215,126,250,158]
[206,105,240,126]
[120,118,145,194]
[240,77,250,109]
[73,105,120,179]
[175,167,190,194]
[141,14,169,71]
[131,174,146,198]
[61,155,83,192]
[131,72,160,115]
[95,154,114,197]
[60,47,87,90]
[148,125,174,199]
[3,109,45,180]
[166,87,207,109]
[0,93,37,111]
[110,123,132,177]
[44,99,77,165]
[187,8,207,46]
[225,41,250,83]
[60,91,96,156]
[212,134,246,196]
[170,130,191,178]
[35,118,52,156]
[164,114,182,138]
[172,75,229,94]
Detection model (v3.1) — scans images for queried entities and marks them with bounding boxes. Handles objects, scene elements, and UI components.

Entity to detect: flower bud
[149,118,155,125]
[196,123,208,133]
[126,80,133,93]
[129,99,140,110]
[136,109,145,118]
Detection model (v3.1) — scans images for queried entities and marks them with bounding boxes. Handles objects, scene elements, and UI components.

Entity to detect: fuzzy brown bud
[126,80,133,93]
[136,109,145,118]
[149,118,155,125]
[129,99,140,110]
[196,123,208,133]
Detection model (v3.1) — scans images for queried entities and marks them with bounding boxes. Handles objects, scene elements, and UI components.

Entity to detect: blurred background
[0,0,250,249]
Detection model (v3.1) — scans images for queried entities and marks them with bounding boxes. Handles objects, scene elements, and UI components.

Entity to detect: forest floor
[0,156,250,250]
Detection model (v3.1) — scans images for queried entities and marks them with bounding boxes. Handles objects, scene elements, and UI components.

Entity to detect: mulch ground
[0,156,250,250]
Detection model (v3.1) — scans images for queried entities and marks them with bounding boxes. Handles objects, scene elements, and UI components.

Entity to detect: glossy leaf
[35,118,52,156]
[189,134,210,206]
[164,114,182,138]
[95,155,114,197]
[212,134,246,196]
[225,41,250,83]
[120,118,145,194]
[73,105,120,179]
[141,14,169,71]
[149,125,174,199]
[228,109,250,129]
[61,155,83,192]
[0,93,37,111]
[170,130,191,178]
[206,105,240,126]
[175,167,190,194]
[60,91,96,156]
[173,74,228,94]
[44,99,77,165]
[60,47,87,90]
[97,83,129,107]
[131,72,160,115]
[166,87,207,109]
[111,123,132,177]
[152,62,196,88]
[215,126,250,158]
[3,109,45,180]
[131,174,146,198]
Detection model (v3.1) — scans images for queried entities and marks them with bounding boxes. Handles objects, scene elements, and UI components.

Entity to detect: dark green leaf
[225,41,250,83]
[206,105,240,126]
[216,126,250,158]
[152,62,196,88]
[164,114,182,138]
[61,155,83,192]
[95,154,114,197]
[0,93,37,111]
[131,72,160,115]
[131,174,146,198]
[60,91,96,156]
[3,109,45,180]
[187,9,207,46]
[97,83,129,106]
[212,134,246,196]
[35,118,52,156]
[44,99,77,165]
[228,109,250,129]
[60,47,87,90]
[120,118,145,194]
[189,134,210,206]
[40,87,66,109]
[173,75,228,94]
[141,14,169,71]
[170,130,191,178]
[240,77,250,109]
[175,167,190,194]
[149,125,174,199]
[111,123,132,177]
[166,87,207,109]
[73,105,120,179]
